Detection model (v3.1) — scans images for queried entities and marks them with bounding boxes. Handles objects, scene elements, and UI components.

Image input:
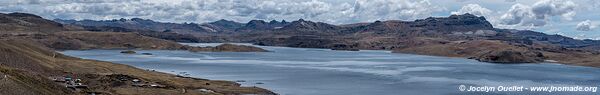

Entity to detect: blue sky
[0,0,598,39]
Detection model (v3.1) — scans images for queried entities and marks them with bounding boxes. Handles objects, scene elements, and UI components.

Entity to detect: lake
[61,43,600,95]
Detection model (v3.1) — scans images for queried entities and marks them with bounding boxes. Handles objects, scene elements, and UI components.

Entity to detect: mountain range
[54,14,600,48]
[53,13,600,67]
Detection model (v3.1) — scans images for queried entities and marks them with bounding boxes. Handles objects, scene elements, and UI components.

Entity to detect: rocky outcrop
[473,50,545,63]
[409,13,494,31]
[120,50,136,54]
[214,44,268,52]
[189,44,268,52]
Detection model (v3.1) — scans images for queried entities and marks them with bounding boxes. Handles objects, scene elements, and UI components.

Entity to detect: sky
[0,0,599,39]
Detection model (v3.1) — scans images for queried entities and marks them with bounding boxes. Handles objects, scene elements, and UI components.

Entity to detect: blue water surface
[61,43,600,95]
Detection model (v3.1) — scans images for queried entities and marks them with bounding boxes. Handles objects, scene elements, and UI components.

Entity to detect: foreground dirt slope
[0,40,275,95]
[0,66,71,95]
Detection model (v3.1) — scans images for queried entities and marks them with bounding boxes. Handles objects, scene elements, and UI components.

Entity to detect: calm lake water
[61,43,600,95]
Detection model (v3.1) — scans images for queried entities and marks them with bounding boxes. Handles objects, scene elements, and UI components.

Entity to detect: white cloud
[347,0,445,23]
[499,4,541,27]
[579,0,600,11]
[530,0,576,20]
[451,4,506,28]
[498,0,577,29]
[0,0,444,24]
[451,4,493,17]
[576,20,596,31]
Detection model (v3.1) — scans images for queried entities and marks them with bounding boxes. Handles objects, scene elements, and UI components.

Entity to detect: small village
[49,72,168,91]
[45,71,220,94]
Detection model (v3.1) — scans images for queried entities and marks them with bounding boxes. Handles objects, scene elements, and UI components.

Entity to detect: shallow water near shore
[62,43,600,95]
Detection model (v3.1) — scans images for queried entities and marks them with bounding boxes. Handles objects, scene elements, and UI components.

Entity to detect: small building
[50,76,66,82]
[198,89,215,93]
[65,77,72,81]
[132,79,141,83]
[150,84,166,88]
[131,83,147,87]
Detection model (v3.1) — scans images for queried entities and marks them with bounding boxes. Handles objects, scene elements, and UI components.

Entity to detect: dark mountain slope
[205,19,245,32]
[55,18,213,34]
[236,20,290,32]
[0,13,64,33]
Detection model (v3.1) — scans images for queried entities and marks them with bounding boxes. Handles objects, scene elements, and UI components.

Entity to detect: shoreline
[61,45,600,95]
[65,55,277,95]
[247,43,600,68]
[185,42,600,69]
